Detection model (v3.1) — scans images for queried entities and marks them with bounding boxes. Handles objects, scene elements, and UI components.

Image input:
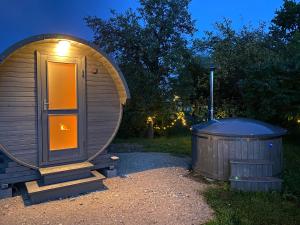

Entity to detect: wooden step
[26,170,105,204]
[39,162,94,185]
[0,185,12,199]
[230,176,282,192]
[230,160,273,177]
[39,162,93,176]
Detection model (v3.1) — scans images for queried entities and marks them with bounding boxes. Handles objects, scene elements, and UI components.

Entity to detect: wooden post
[147,120,154,139]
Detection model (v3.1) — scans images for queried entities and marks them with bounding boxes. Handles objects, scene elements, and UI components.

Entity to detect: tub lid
[191,118,287,138]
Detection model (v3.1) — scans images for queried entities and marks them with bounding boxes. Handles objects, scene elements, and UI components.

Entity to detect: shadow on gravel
[114,152,192,176]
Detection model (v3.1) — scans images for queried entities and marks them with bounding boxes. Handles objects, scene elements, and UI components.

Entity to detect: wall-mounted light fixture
[56,40,70,56]
[92,68,98,74]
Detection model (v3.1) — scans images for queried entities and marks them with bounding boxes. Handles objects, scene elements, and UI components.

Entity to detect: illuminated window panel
[49,115,78,151]
[47,62,77,110]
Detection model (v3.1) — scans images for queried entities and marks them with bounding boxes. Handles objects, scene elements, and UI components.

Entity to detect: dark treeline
[85,0,300,137]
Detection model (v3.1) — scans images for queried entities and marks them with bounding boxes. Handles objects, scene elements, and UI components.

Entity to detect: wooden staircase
[25,162,105,204]
[229,159,282,192]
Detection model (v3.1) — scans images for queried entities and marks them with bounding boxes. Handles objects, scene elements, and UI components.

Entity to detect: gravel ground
[0,153,213,225]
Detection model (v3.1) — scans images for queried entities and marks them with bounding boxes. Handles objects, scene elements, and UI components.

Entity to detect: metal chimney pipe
[209,65,215,121]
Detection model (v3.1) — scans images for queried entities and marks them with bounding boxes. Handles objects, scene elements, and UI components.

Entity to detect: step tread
[230,159,274,165]
[39,162,94,176]
[26,170,104,194]
[230,176,282,182]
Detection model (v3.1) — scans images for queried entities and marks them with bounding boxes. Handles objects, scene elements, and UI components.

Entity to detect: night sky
[0,0,283,53]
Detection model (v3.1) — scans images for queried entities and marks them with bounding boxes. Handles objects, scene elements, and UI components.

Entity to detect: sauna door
[38,53,86,166]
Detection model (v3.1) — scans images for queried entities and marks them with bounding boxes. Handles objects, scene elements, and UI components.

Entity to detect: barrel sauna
[0,34,130,202]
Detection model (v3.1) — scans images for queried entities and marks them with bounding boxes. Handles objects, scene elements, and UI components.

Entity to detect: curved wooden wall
[0,39,122,168]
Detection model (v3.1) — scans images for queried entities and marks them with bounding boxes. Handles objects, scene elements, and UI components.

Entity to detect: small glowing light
[269,143,273,148]
[173,95,180,102]
[60,124,69,131]
[146,111,188,131]
[147,116,154,124]
[297,119,300,124]
[56,40,70,56]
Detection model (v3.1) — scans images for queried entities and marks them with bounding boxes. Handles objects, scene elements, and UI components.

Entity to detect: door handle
[43,99,49,111]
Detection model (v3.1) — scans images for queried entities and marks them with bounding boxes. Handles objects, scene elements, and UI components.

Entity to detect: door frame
[36,51,87,167]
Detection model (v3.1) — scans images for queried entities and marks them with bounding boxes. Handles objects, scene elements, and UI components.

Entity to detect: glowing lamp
[60,124,70,131]
[56,40,70,56]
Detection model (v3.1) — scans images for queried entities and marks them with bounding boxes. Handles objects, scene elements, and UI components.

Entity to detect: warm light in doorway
[60,123,70,131]
[56,40,70,56]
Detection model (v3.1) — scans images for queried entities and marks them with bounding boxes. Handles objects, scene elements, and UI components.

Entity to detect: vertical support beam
[209,65,215,121]
[0,184,12,199]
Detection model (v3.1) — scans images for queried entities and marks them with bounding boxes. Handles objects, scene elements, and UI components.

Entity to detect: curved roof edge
[191,118,287,138]
[0,33,130,103]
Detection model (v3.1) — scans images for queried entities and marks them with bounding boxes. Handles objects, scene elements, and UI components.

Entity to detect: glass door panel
[47,61,78,153]
[47,62,77,110]
[49,115,78,151]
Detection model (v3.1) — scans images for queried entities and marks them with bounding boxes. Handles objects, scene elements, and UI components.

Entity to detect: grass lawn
[204,141,300,225]
[115,135,300,225]
[114,135,192,155]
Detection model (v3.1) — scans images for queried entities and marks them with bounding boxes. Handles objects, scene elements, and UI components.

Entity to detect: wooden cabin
[0,34,130,202]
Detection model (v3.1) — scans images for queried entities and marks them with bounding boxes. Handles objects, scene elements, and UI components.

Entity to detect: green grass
[115,135,300,225]
[114,135,192,155]
[282,141,300,201]
[203,184,300,225]
[203,139,300,225]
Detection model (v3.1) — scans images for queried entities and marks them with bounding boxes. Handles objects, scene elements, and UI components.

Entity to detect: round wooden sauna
[0,34,130,170]
[191,118,287,181]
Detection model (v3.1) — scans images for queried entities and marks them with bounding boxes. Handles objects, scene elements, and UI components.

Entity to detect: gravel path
[116,152,191,175]
[0,153,213,225]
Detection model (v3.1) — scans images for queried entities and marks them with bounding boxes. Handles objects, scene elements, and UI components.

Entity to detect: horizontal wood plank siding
[0,152,39,184]
[0,44,38,168]
[0,39,123,184]
[86,56,121,159]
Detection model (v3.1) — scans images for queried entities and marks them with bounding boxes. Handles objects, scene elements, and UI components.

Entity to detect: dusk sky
[0,0,284,53]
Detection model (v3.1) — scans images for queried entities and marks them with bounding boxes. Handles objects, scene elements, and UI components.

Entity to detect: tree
[193,13,300,126]
[194,20,277,119]
[85,0,196,137]
[269,0,300,126]
[171,53,209,121]
[270,0,300,43]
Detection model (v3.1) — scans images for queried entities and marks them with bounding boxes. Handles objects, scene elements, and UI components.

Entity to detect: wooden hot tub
[191,118,286,191]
